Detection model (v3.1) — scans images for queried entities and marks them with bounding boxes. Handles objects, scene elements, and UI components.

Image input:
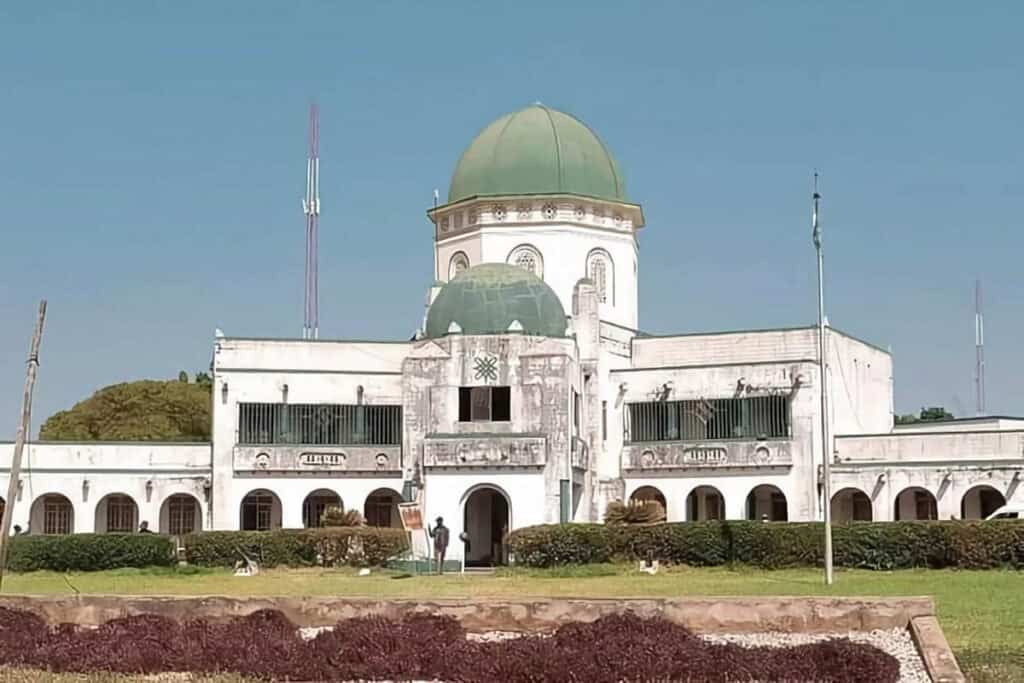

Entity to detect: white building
[2,105,1022,565]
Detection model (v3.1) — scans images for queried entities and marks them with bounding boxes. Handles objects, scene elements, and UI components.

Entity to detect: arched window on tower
[449,252,469,280]
[587,249,613,304]
[507,245,543,278]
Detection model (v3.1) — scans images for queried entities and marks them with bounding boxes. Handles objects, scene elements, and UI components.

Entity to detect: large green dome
[447,105,626,204]
[425,263,568,339]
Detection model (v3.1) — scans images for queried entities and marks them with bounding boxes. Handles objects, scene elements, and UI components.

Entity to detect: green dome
[448,105,626,204]
[425,263,568,339]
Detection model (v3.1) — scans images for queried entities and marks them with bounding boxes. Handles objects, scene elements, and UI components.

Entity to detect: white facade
[2,105,1022,566]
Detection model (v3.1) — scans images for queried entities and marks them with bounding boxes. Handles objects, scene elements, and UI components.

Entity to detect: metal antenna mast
[302,103,321,340]
[975,279,985,415]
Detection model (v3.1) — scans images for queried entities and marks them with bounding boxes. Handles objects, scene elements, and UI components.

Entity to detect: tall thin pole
[975,280,985,416]
[302,103,320,340]
[813,175,834,586]
[0,301,47,590]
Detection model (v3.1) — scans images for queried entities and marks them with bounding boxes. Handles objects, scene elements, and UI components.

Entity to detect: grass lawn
[1,564,1020,681]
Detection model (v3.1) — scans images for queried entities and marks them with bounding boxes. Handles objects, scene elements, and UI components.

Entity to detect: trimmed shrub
[182,527,409,568]
[7,533,175,572]
[508,520,1024,570]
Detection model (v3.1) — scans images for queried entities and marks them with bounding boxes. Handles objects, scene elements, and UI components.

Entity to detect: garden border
[0,594,963,681]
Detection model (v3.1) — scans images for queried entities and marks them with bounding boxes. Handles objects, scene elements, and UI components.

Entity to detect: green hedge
[182,527,410,568]
[509,521,1024,570]
[8,533,176,572]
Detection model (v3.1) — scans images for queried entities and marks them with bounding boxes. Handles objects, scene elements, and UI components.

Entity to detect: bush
[7,533,175,572]
[604,499,666,525]
[182,527,409,568]
[508,520,1024,570]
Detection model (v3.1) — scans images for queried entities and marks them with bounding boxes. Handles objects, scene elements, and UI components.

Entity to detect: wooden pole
[0,301,47,591]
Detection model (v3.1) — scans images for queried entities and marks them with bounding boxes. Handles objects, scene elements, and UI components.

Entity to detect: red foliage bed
[0,607,899,682]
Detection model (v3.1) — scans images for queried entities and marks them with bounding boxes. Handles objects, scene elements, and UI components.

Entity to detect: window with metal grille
[915,490,937,520]
[365,490,400,527]
[302,492,340,528]
[588,255,608,302]
[43,496,73,534]
[458,387,511,422]
[241,491,276,531]
[167,495,197,535]
[625,395,791,443]
[237,403,402,446]
[105,495,136,533]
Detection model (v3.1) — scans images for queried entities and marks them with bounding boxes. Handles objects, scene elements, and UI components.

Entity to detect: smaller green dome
[425,263,568,339]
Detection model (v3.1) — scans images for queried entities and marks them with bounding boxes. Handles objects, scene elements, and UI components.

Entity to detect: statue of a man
[427,516,449,575]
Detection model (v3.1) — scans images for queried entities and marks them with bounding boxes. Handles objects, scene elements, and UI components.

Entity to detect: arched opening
[686,485,725,521]
[746,484,788,521]
[364,488,402,528]
[30,494,74,535]
[94,493,139,533]
[462,485,510,568]
[240,489,282,531]
[629,486,667,511]
[586,249,614,304]
[448,252,469,280]
[507,244,543,278]
[831,488,873,522]
[960,485,1005,520]
[302,489,341,528]
[894,486,937,521]
[160,494,203,535]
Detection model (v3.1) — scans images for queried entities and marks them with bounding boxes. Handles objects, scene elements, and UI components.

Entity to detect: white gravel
[297,625,930,682]
[702,629,930,683]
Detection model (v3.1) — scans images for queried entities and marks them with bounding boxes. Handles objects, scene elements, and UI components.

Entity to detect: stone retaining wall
[0,595,933,634]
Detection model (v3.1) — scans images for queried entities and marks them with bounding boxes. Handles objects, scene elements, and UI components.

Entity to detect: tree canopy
[39,372,212,442]
[894,406,955,425]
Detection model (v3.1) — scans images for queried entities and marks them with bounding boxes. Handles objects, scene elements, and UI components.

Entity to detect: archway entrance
[364,488,402,528]
[240,489,282,530]
[894,487,937,520]
[30,494,74,534]
[462,486,510,568]
[629,486,667,510]
[95,493,139,533]
[686,486,725,521]
[302,489,341,528]
[960,485,1005,520]
[831,488,873,522]
[746,485,788,521]
[160,494,203,535]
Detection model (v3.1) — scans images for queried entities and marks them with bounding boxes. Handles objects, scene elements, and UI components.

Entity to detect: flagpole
[813,173,834,586]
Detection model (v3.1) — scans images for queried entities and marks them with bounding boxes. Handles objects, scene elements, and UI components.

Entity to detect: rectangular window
[602,401,607,441]
[167,496,197,536]
[106,496,136,533]
[625,396,791,443]
[573,391,581,430]
[237,403,402,445]
[458,386,511,422]
[915,490,937,520]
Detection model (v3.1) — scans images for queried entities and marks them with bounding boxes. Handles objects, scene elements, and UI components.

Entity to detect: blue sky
[1,2,1022,432]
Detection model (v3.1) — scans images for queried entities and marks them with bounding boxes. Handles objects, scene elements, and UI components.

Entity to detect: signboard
[398,502,423,531]
[298,452,347,467]
[681,446,727,464]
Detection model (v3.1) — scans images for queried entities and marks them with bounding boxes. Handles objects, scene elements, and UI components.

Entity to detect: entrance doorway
[462,486,510,568]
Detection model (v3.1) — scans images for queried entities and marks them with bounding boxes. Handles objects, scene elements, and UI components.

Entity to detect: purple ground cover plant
[0,607,900,682]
